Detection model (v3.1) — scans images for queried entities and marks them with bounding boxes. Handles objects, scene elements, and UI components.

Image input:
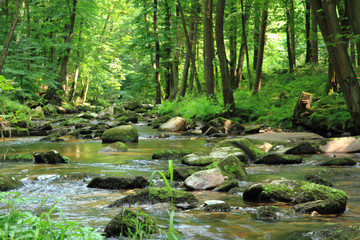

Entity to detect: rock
[159,117,187,132]
[104,208,157,238]
[319,157,357,166]
[123,101,141,111]
[184,169,225,190]
[182,153,217,166]
[5,154,33,162]
[101,125,138,143]
[29,122,53,136]
[108,187,199,207]
[319,137,360,153]
[209,154,247,180]
[213,179,239,192]
[212,146,248,164]
[2,127,29,137]
[33,150,70,164]
[172,166,204,181]
[305,175,333,187]
[29,106,45,120]
[244,132,324,143]
[152,150,192,160]
[98,142,128,153]
[43,104,58,115]
[256,206,301,220]
[203,126,221,136]
[215,138,266,160]
[254,153,303,165]
[206,117,245,135]
[243,178,347,214]
[63,117,90,128]
[0,174,24,191]
[307,225,360,240]
[204,202,231,212]
[258,142,273,152]
[87,176,148,189]
[98,106,114,119]
[284,142,317,155]
[245,125,261,134]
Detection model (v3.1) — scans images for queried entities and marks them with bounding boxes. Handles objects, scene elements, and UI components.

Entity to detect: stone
[258,142,273,152]
[319,137,360,153]
[172,166,204,181]
[256,206,301,220]
[184,169,225,190]
[0,174,24,191]
[108,187,199,207]
[254,153,303,165]
[98,142,128,152]
[204,203,231,212]
[203,126,221,136]
[319,157,357,166]
[210,154,247,180]
[152,150,192,160]
[284,142,317,155]
[159,117,187,131]
[33,150,70,164]
[245,125,261,134]
[308,225,360,240]
[213,179,239,192]
[101,125,138,143]
[87,176,148,189]
[215,138,266,160]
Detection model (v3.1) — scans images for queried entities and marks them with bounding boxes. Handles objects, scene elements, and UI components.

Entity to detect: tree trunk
[290,0,296,69]
[252,0,268,94]
[350,37,356,65]
[26,0,30,71]
[305,0,312,63]
[179,50,191,97]
[169,5,180,100]
[69,20,83,102]
[0,0,3,18]
[0,0,20,75]
[154,0,161,104]
[203,0,216,98]
[241,0,252,90]
[326,61,338,94]
[80,77,89,103]
[311,0,360,133]
[310,4,318,64]
[164,0,173,99]
[215,0,235,109]
[253,1,260,70]
[228,0,237,89]
[286,0,294,72]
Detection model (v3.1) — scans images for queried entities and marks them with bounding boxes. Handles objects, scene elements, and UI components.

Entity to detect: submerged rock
[184,169,225,190]
[87,176,148,190]
[254,153,303,165]
[204,202,231,212]
[256,206,301,220]
[101,125,138,143]
[108,187,199,207]
[284,142,317,155]
[104,208,157,238]
[34,150,70,164]
[215,138,266,160]
[159,117,187,132]
[319,157,357,166]
[0,174,24,191]
[307,225,360,240]
[98,142,128,153]
[152,149,192,160]
[243,178,347,214]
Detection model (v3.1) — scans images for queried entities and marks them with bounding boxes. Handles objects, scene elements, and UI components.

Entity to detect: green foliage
[0,192,103,240]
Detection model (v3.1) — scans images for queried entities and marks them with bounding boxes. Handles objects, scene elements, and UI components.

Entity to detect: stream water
[1,122,359,239]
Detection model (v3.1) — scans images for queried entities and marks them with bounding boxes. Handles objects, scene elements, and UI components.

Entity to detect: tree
[153,0,161,104]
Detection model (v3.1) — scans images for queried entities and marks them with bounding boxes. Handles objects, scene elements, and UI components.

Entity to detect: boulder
[152,150,191,160]
[101,125,138,143]
[213,179,239,192]
[2,127,29,137]
[34,150,70,164]
[245,125,261,134]
[0,174,24,191]
[104,208,157,238]
[209,154,247,180]
[256,206,301,220]
[29,122,52,136]
[203,126,221,136]
[254,153,303,165]
[205,117,245,135]
[307,225,360,240]
[43,104,58,115]
[215,138,266,160]
[109,187,199,207]
[159,117,187,132]
[87,176,147,189]
[184,169,225,190]
[204,202,231,212]
[319,157,357,166]
[98,142,128,153]
[172,166,204,181]
[284,142,316,155]
[182,153,217,166]
[243,178,347,214]
[319,137,360,153]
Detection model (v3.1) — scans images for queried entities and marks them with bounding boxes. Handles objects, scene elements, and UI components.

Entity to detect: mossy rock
[0,174,24,191]
[213,179,239,192]
[254,153,303,165]
[34,150,70,164]
[256,206,302,220]
[152,150,192,160]
[2,127,29,137]
[28,106,45,120]
[43,104,58,115]
[243,178,347,214]
[319,157,357,166]
[63,117,90,128]
[99,142,129,152]
[104,208,157,238]
[101,125,138,143]
[211,146,248,164]
[215,138,266,160]
[108,187,199,207]
[204,203,231,212]
[172,166,205,181]
[304,169,338,187]
[5,154,33,162]
[87,176,148,189]
[208,154,247,180]
[308,225,360,240]
[284,142,316,155]
[182,153,217,166]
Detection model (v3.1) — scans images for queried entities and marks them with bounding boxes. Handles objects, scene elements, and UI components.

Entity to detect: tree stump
[292,91,313,124]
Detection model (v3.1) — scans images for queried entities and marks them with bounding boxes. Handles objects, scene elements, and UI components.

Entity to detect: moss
[320,157,357,166]
[309,225,360,240]
[204,203,231,212]
[101,125,139,143]
[6,154,33,162]
[182,154,217,166]
[152,149,192,160]
[0,174,24,191]
[208,154,247,180]
[215,138,266,160]
[254,154,303,165]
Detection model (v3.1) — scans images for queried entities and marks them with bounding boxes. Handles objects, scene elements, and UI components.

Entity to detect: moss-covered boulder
[0,174,24,191]
[256,206,302,220]
[243,178,347,214]
[215,138,266,160]
[29,122,53,136]
[284,142,316,155]
[29,106,45,120]
[5,154,33,162]
[307,225,360,240]
[254,154,303,165]
[62,117,90,128]
[101,125,138,143]
[108,187,199,207]
[172,166,204,181]
[87,176,148,189]
[34,150,70,164]
[208,154,247,180]
[213,179,239,192]
[319,157,357,166]
[3,127,29,137]
[152,150,192,160]
[43,104,58,115]
[184,169,225,190]
[204,202,231,212]
[98,142,129,153]
[104,208,157,238]
[182,153,217,166]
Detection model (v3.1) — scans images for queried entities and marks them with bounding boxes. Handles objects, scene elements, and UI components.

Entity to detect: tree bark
[0,0,20,75]
[169,5,180,101]
[310,4,318,64]
[286,0,294,72]
[164,0,173,99]
[203,0,216,98]
[80,77,89,103]
[241,0,252,90]
[326,61,338,94]
[26,0,30,71]
[290,0,296,69]
[228,0,237,89]
[252,1,260,70]
[252,0,268,94]
[305,0,312,63]
[215,0,235,109]
[311,0,360,133]
[154,0,161,104]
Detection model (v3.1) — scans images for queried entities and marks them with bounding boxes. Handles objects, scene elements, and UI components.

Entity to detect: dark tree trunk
[164,0,173,99]
[326,61,338,94]
[290,0,296,69]
[305,0,312,63]
[241,0,252,90]
[203,0,216,98]
[169,5,180,100]
[154,0,161,104]
[286,0,294,72]
[228,0,237,89]
[0,0,20,74]
[253,1,268,94]
[310,4,318,64]
[253,1,260,70]
[215,0,235,109]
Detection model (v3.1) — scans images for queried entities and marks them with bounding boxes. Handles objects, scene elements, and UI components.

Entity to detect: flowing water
[1,122,359,239]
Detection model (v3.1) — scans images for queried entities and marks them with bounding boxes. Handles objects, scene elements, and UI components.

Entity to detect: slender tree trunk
[305,0,312,63]
[164,0,173,99]
[357,42,360,67]
[350,37,356,65]
[241,0,252,90]
[216,0,235,109]
[154,0,161,104]
[0,0,20,75]
[229,0,237,89]
[26,0,30,71]
[310,4,318,64]
[69,21,82,102]
[203,0,216,98]
[311,0,360,133]
[253,1,260,70]
[286,0,294,72]
[326,61,338,93]
[253,1,268,94]
[100,0,117,41]
[169,5,180,100]
[290,0,296,69]
[80,77,89,103]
